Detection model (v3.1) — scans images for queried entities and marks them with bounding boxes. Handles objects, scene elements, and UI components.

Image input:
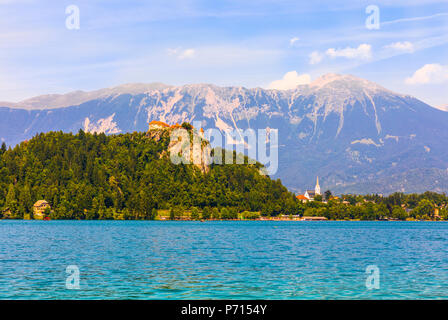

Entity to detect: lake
[0,220,447,299]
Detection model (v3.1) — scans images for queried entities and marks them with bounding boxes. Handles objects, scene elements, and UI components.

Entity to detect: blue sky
[1,0,447,106]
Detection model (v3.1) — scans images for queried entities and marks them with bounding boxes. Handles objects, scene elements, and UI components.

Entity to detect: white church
[296,177,321,202]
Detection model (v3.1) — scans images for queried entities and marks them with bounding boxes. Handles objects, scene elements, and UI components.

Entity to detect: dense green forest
[0,128,300,220]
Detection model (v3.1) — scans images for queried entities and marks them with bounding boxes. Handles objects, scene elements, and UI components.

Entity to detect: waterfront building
[33,200,50,220]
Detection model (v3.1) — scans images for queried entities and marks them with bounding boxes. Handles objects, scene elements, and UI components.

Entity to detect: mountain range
[1,73,448,195]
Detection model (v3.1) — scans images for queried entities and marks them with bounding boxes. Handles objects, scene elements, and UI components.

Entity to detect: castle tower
[315,176,321,195]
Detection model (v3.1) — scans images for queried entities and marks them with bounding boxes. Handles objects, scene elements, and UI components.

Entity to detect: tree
[5,184,18,217]
[19,185,33,216]
[201,207,211,220]
[191,207,200,220]
[229,207,238,219]
[138,190,154,220]
[78,129,86,141]
[181,122,193,130]
[211,208,220,220]
[174,207,183,220]
[95,194,107,220]
[314,194,323,202]
[324,190,332,201]
[221,207,230,219]
[405,194,420,209]
[85,208,99,220]
[0,142,6,155]
[440,208,448,220]
[151,208,158,220]
[374,203,389,220]
[391,206,407,220]
[411,199,435,219]
[242,211,260,220]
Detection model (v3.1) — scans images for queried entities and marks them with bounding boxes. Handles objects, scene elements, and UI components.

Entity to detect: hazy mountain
[0,83,172,110]
[1,73,447,195]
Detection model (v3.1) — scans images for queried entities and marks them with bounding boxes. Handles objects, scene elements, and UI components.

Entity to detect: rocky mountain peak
[309,73,388,94]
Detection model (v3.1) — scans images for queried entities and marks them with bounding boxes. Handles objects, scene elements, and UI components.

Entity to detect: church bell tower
[315,176,321,195]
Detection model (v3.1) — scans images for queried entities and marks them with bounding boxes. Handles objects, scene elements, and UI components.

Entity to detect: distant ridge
[0,74,400,110]
[2,83,173,110]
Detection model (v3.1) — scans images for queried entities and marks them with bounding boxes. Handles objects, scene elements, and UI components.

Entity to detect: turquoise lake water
[0,220,447,299]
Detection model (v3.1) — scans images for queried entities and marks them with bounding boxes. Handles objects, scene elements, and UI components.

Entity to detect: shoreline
[2,218,446,222]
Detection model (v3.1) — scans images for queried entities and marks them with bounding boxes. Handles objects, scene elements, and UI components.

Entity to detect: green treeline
[301,191,448,221]
[0,129,300,220]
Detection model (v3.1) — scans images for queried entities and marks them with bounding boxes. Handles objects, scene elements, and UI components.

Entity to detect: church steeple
[315,176,321,195]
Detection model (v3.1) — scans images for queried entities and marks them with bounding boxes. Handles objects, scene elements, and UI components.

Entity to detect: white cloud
[382,12,448,26]
[405,64,448,85]
[178,48,195,60]
[268,71,311,90]
[326,44,372,60]
[309,51,323,65]
[167,48,196,60]
[289,37,299,46]
[384,41,414,53]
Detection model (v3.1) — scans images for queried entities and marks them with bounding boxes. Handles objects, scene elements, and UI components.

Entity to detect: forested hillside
[0,128,300,219]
